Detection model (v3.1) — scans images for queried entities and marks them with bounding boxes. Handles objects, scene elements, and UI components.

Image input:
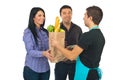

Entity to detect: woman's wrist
[42,51,46,56]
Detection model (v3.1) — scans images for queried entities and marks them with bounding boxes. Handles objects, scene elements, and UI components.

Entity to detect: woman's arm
[23,29,44,57]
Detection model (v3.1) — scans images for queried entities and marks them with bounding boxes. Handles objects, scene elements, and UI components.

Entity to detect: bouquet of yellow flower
[47,16,66,63]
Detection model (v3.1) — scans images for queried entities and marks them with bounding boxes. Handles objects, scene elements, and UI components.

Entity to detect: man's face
[60,8,72,23]
[83,11,90,27]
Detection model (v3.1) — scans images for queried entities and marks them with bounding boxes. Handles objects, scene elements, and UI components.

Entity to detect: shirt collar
[89,25,99,31]
[61,22,74,30]
[36,27,43,32]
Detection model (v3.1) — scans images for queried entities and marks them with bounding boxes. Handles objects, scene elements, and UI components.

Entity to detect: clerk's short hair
[86,6,103,25]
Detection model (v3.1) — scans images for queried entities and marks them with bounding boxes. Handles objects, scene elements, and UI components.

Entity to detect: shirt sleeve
[77,32,92,50]
[23,29,44,57]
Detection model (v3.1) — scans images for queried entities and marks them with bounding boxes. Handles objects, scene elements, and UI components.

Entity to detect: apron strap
[74,57,89,80]
[90,68,102,80]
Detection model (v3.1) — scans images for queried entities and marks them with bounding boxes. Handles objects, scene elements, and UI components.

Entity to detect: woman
[23,7,53,80]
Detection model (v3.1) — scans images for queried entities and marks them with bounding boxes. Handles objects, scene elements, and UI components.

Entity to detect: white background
[0,0,120,80]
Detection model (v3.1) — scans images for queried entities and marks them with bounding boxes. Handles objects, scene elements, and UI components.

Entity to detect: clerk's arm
[55,45,84,61]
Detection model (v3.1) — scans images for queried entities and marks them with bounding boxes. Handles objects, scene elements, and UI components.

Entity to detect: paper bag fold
[49,32,66,63]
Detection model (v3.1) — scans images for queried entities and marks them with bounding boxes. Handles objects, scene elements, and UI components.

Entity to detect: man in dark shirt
[54,5,82,80]
[52,6,105,80]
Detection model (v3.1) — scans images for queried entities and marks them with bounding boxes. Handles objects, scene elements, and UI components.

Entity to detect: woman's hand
[42,50,54,62]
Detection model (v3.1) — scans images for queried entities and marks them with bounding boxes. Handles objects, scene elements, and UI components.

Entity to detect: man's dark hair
[59,5,72,15]
[86,6,103,25]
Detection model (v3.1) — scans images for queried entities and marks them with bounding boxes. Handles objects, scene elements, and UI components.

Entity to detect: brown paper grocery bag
[49,32,66,63]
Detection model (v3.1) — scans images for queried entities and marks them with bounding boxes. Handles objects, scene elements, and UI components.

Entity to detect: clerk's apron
[74,57,102,80]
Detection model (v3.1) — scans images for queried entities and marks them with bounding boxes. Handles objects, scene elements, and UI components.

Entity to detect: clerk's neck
[88,23,98,29]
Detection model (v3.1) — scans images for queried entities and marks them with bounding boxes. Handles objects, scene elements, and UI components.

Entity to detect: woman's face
[33,10,45,27]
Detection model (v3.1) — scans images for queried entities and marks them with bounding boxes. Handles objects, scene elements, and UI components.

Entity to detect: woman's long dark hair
[28,7,48,45]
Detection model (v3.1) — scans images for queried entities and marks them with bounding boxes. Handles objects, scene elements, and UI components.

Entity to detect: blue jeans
[23,66,50,80]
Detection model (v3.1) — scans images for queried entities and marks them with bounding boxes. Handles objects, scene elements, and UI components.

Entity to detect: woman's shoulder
[24,28,31,34]
[23,28,33,37]
[23,28,33,41]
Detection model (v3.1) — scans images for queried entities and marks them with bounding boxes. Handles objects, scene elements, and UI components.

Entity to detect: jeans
[23,66,50,80]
